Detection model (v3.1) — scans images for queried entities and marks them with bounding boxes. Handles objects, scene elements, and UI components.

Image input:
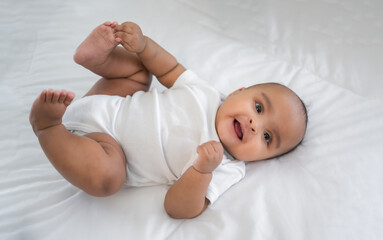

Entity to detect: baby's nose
[249,119,257,134]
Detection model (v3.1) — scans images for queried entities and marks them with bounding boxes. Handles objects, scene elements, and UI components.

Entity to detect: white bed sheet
[1,0,383,239]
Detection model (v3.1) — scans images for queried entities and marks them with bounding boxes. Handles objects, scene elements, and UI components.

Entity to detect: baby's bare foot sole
[73,22,119,67]
[29,89,75,134]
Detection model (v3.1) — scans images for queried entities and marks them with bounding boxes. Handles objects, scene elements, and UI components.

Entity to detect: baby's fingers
[114,24,131,33]
[114,32,131,42]
[114,33,130,48]
[197,141,223,158]
[196,144,208,155]
[197,143,213,155]
[211,141,223,155]
[114,21,142,34]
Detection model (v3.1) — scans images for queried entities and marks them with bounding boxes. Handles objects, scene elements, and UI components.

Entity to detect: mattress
[1,0,383,239]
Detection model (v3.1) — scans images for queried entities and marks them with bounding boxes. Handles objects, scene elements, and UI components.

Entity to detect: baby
[29,21,307,219]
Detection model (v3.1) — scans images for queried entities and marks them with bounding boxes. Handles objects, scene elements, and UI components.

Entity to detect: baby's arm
[114,22,185,88]
[164,141,223,219]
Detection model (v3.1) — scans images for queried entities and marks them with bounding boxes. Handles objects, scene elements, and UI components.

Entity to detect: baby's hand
[193,141,224,174]
[114,22,147,53]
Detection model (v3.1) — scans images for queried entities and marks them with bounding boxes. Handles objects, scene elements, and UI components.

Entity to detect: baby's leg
[74,22,152,97]
[74,22,149,81]
[30,90,126,196]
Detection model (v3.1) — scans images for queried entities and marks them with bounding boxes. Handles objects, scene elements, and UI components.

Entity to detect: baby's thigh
[85,70,152,98]
[85,132,126,164]
[84,132,127,192]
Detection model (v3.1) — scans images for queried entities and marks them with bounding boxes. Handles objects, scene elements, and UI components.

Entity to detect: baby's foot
[73,21,119,67]
[29,89,75,134]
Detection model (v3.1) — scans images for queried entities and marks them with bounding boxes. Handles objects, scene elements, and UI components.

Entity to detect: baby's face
[215,83,306,161]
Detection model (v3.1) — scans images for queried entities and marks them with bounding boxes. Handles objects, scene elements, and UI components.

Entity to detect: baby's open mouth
[234,119,243,140]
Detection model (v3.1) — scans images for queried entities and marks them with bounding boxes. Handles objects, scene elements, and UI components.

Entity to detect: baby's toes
[52,90,60,102]
[39,90,47,102]
[111,21,118,28]
[58,90,67,103]
[46,89,54,102]
[63,92,75,107]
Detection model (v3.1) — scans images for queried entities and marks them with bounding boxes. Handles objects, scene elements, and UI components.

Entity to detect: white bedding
[1,0,383,239]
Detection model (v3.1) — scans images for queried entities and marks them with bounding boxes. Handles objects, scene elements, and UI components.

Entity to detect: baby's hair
[251,82,308,159]
[282,91,308,156]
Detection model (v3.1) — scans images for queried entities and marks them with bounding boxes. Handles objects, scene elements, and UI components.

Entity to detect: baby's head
[215,83,307,161]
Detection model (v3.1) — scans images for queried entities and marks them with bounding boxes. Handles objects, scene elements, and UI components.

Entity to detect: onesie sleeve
[206,157,246,205]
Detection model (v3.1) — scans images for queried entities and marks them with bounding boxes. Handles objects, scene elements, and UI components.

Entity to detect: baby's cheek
[237,144,264,162]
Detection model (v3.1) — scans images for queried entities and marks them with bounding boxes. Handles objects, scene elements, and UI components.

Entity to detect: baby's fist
[193,141,224,174]
[114,22,147,53]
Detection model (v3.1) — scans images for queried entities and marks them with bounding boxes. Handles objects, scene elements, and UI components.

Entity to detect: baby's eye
[255,103,262,114]
[264,132,271,144]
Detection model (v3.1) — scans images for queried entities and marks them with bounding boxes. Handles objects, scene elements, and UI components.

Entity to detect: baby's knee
[87,169,125,197]
[83,132,127,196]
[97,175,124,197]
[90,155,126,197]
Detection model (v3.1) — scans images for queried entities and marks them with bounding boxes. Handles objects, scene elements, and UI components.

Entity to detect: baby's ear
[228,87,245,97]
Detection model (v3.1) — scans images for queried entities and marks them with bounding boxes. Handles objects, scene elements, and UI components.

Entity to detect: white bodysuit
[62,70,245,204]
